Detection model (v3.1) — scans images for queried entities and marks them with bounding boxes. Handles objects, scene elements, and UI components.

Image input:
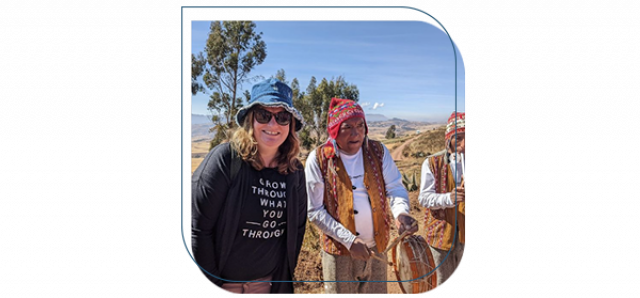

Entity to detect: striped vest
[316,139,391,255]
[424,151,465,250]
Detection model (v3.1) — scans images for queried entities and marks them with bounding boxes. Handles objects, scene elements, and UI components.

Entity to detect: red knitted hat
[445,111,465,141]
[326,98,367,140]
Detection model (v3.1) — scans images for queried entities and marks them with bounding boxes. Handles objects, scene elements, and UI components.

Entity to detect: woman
[191,78,307,293]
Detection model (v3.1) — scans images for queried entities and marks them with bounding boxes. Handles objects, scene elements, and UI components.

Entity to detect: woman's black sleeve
[294,167,308,266]
[191,144,232,286]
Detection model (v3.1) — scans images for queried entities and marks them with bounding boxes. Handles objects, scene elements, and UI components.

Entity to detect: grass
[293,221,324,293]
[380,134,413,145]
[401,126,447,158]
[191,138,211,174]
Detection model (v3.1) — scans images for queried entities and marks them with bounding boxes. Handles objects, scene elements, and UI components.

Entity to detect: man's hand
[349,238,371,261]
[451,186,465,204]
[396,214,419,235]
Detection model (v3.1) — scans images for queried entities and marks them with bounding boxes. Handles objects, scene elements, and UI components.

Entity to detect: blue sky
[191,21,464,123]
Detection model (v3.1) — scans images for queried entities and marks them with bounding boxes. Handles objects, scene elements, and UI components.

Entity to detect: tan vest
[316,139,391,255]
[424,151,465,250]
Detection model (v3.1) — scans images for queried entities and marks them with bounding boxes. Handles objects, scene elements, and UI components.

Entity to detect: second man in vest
[418,111,465,286]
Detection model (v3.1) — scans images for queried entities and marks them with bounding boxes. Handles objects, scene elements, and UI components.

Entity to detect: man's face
[335,117,366,155]
[449,132,465,155]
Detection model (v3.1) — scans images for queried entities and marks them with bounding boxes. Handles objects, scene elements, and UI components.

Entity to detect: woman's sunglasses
[254,108,292,126]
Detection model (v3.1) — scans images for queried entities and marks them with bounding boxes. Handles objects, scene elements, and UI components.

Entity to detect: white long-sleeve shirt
[305,144,410,250]
[418,152,464,210]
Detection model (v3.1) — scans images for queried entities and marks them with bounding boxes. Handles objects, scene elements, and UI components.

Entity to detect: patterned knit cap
[326,98,368,140]
[445,111,465,142]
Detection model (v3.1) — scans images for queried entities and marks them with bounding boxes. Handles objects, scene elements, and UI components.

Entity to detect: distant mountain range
[192,113,396,124]
[192,114,211,125]
[191,113,438,139]
[191,114,213,139]
[365,113,388,122]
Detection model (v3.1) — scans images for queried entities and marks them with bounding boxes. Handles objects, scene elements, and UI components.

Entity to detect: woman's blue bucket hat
[235,78,305,131]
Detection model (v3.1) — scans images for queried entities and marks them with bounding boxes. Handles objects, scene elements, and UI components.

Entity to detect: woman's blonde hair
[230,108,301,174]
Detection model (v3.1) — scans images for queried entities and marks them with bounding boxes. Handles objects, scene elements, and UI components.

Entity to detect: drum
[391,235,437,294]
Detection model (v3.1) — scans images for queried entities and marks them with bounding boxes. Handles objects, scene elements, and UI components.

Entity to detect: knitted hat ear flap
[327,139,340,177]
[363,135,369,152]
[331,138,340,159]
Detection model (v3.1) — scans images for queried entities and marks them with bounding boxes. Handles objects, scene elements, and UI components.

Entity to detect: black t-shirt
[220,167,288,281]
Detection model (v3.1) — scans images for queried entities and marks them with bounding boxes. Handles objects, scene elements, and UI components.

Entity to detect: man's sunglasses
[254,108,292,126]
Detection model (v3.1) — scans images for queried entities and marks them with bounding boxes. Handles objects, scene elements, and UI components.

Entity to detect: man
[305,98,418,294]
[418,111,465,286]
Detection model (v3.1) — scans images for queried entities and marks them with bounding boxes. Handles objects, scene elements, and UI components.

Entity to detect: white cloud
[371,102,385,110]
[359,102,371,108]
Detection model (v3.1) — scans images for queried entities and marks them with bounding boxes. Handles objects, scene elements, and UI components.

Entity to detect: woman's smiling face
[252,106,290,153]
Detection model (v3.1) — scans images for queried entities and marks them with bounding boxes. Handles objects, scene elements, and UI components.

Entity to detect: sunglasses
[254,108,292,126]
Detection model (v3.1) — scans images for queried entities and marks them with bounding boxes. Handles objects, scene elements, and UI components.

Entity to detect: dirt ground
[391,135,419,161]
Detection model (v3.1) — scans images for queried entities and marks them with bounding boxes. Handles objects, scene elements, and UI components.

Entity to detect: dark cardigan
[191,143,307,293]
